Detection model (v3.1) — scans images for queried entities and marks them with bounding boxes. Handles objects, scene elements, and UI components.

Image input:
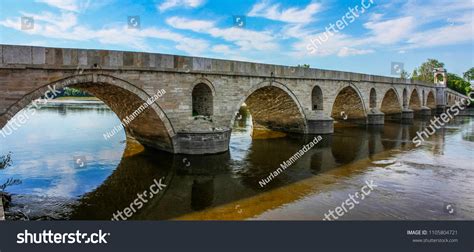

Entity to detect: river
[0,102,473,220]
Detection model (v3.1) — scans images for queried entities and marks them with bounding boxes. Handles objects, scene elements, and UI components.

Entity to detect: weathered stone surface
[193,58,212,72]
[87,50,101,66]
[157,54,174,69]
[109,51,123,67]
[123,52,134,66]
[3,45,31,64]
[402,109,414,119]
[419,107,432,116]
[367,113,385,125]
[307,119,333,134]
[78,50,87,66]
[175,130,231,154]
[63,49,72,65]
[0,45,469,154]
[32,47,45,64]
[174,56,192,72]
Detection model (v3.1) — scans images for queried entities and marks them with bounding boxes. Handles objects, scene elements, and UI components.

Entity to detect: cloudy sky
[0,0,472,76]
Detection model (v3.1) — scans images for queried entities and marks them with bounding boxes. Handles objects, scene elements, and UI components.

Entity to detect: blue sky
[0,0,472,77]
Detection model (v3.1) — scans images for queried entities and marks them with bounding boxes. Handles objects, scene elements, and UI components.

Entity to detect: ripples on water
[0,103,473,220]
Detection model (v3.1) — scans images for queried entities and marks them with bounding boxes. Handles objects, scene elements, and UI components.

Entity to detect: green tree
[0,152,11,170]
[61,87,92,97]
[411,59,444,82]
[463,67,474,81]
[1,152,20,208]
[447,73,472,95]
[411,69,419,79]
[297,64,310,68]
[400,70,410,79]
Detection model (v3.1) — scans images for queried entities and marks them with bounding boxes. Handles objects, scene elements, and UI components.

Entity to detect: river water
[0,103,473,220]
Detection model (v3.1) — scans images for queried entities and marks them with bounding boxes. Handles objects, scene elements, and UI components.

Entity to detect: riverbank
[50,97,103,105]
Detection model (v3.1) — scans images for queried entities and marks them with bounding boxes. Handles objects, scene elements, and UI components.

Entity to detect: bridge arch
[409,88,422,111]
[426,91,436,109]
[2,74,176,152]
[331,84,367,121]
[380,88,402,115]
[231,80,307,134]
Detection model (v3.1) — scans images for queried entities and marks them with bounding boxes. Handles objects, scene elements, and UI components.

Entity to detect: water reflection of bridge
[69,118,458,220]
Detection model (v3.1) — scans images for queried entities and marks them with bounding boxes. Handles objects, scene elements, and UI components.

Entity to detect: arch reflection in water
[0,102,126,220]
[2,102,472,220]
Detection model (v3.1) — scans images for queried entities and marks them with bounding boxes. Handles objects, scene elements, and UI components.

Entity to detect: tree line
[55,87,92,98]
[401,59,473,96]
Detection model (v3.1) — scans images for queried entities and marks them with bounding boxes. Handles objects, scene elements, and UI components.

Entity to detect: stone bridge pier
[0,45,469,154]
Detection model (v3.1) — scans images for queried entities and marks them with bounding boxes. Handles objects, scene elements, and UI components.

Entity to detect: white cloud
[35,0,91,12]
[209,44,253,61]
[166,16,279,51]
[211,44,231,54]
[363,16,416,44]
[405,16,473,49]
[3,0,473,62]
[401,0,473,21]
[280,24,315,40]
[158,0,205,12]
[290,1,472,59]
[22,11,78,30]
[248,0,322,24]
[166,17,214,31]
[292,32,372,58]
[337,47,374,57]
[0,12,210,55]
[368,13,383,22]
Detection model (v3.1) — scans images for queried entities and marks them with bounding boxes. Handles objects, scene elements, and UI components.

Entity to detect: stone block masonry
[0,44,469,154]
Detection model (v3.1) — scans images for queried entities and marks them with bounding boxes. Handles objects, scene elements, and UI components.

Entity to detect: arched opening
[381,89,402,115]
[311,86,323,110]
[426,91,436,109]
[0,74,176,219]
[331,86,366,122]
[243,85,306,138]
[403,88,408,108]
[409,89,421,111]
[231,83,306,140]
[369,88,377,109]
[192,83,213,116]
[435,73,445,83]
[1,74,175,152]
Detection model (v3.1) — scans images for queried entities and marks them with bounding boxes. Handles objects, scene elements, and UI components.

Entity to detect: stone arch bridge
[0,45,468,154]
